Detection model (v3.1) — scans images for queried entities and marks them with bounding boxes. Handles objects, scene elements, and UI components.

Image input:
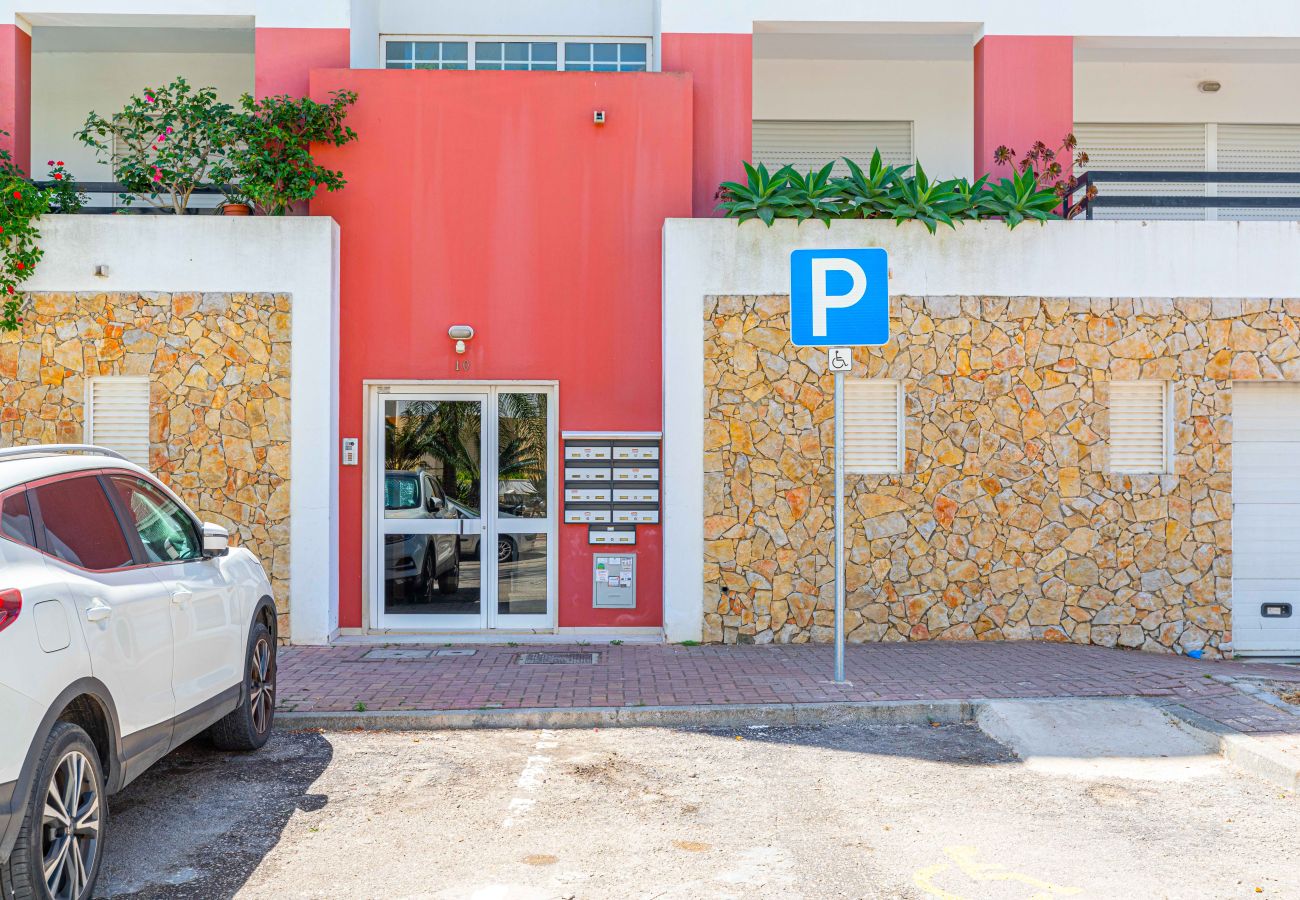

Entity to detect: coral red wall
[0,24,31,173]
[661,33,751,217]
[310,69,693,630]
[974,36,1074,178]
[255,28,349,98]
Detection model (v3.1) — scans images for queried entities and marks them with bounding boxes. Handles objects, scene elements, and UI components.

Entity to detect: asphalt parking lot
[94,722,1299,899]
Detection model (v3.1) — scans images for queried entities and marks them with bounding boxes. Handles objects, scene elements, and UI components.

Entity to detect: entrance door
[373,386,555,630]
[1232,382,1300,655]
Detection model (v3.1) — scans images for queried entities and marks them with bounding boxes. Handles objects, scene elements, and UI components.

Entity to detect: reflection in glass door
[372,386,555,630]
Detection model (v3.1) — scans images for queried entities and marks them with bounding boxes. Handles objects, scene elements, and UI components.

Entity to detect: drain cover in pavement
[361,649,432,660]
[435,648,477,656]
[516,651,600,665]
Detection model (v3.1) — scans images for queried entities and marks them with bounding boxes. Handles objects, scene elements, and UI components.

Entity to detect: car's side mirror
[202,522,230,558]
[425,496,443,513]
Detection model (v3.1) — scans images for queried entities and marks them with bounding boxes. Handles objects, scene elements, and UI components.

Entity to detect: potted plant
[220,188,252,216]
[229,90,358,215]
[76,77,239,214]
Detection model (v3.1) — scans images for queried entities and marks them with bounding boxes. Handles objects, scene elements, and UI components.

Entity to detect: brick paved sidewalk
[278,640,1300,737]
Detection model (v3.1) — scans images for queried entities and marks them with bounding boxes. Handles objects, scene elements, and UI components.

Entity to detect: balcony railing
[32,181,230,214]
[1065,171,1300,220]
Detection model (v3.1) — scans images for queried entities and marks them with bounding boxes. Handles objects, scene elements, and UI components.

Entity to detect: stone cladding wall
[0,291,292,634]
[704,294,1300,656]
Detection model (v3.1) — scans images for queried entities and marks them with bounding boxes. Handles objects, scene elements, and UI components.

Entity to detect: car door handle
[85,598,112,623]
[171,588,193,606]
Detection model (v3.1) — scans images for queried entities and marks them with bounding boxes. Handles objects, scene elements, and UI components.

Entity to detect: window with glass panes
[475,41,558,70]
[384,40,469,70]
[382,38,650,72]
[564,42,647,71]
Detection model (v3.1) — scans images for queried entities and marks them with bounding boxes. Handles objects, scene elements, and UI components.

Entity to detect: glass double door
[374,386,554,630]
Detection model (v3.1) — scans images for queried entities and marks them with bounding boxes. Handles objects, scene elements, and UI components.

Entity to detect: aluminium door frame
[362,380,559,633]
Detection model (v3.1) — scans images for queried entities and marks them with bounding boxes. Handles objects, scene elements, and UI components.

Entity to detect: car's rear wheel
[1,723,104,900]
[208,621,275,751]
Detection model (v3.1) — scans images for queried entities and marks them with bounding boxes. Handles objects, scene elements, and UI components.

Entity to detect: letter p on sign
[789,248,889,348]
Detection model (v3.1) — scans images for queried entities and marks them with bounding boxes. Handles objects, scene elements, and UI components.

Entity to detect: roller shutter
[752,120,913,175]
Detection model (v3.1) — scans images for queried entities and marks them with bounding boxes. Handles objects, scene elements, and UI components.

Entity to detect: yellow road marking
[913,846,1083,899]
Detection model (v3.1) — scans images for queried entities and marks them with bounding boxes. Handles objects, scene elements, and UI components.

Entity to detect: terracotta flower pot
[221,203,252,217]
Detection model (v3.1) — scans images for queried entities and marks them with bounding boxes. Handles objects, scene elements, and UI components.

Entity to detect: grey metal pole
[833,369,846,683]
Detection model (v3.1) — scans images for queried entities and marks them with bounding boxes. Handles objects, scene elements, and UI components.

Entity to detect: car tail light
[0,589,20,633]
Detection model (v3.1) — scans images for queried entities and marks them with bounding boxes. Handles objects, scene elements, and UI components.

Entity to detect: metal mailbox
[563,432,662,548]
[565,443,612,461]
[612,487,658,503]
[588,524,636,545]
[613,445,659,461]
[564,466,612,482]
[612,508,659,524]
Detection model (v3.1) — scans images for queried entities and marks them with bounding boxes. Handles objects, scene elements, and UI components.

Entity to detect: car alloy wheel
[41,749,100,900]
[498,536,515,564]
[249,635,275,735]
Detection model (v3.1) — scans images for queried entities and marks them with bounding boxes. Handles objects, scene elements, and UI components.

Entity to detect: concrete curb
[277,699,976,732]
[1163,704,1300,792]
[278,698,1298,792]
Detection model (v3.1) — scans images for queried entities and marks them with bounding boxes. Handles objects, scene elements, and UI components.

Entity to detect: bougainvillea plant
[994,133,1097,219]
[0,134,54,331]
[76,77,239,213]
[230,90,358,215]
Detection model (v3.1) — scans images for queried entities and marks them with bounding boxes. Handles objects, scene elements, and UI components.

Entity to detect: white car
[0,445,277,900]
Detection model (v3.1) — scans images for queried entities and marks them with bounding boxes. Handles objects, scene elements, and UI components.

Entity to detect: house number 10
[455,360,471,372]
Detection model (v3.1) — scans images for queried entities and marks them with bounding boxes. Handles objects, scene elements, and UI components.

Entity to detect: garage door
[1232,382,1300,655]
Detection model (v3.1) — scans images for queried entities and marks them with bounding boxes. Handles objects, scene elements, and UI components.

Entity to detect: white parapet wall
[22,216,341,645]
[662,218,1300,642]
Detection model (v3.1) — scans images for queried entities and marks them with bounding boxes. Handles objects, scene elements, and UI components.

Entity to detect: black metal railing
[31,181,231,214]
[1064,171,1300,220]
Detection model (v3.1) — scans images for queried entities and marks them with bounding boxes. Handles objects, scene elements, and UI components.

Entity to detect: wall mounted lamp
[448,324,474,354]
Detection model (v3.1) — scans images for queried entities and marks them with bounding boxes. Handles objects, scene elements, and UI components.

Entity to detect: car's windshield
[385,474,421,510]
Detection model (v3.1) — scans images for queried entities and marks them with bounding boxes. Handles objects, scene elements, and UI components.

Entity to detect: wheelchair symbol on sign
[828,347,853,372]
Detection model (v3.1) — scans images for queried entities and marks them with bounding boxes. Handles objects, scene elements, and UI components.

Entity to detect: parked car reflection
[444,499,537,563]
[383,470,461,604]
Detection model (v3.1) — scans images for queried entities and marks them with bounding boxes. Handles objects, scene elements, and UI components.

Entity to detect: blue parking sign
[789,248,889,347]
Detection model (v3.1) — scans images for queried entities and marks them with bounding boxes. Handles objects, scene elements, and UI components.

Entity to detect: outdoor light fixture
[593,110,606,125]
[1198,80,1222,93]
[448,324,474,354]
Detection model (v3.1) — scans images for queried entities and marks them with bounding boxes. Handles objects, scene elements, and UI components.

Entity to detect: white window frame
[85,375,151,467]
[380,35,654,72]
[844,378,904,475]
[1107,380,1173,475]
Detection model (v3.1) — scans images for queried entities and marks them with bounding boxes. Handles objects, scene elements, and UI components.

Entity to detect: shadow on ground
[688,721,1021,767]
[94,730,333,899]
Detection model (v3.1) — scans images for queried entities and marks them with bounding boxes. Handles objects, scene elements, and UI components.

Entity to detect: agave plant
[886,162,965,234]
[948,174,992,221]
[984,165,1061,228]
[715,161,796,225]
[835,149,906,219]
[782,162,842,226]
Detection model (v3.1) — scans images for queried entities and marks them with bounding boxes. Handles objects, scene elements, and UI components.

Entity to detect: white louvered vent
[1074,123,1208,221]
[1217,124,1300,221]
[87,376,150,467]
[752,120,913,175]
[844,379,902,474]
[1108,381,1169,474]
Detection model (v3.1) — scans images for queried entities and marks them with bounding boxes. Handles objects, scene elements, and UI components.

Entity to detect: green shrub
[717,148,1066,232]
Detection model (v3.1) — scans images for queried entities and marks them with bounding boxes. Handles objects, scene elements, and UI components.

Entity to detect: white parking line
[502,729,557,828]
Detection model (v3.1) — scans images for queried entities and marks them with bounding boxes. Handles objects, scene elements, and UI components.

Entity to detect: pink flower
[46,160,53,166]
[144,93,155,103]
[166,127,174,134]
